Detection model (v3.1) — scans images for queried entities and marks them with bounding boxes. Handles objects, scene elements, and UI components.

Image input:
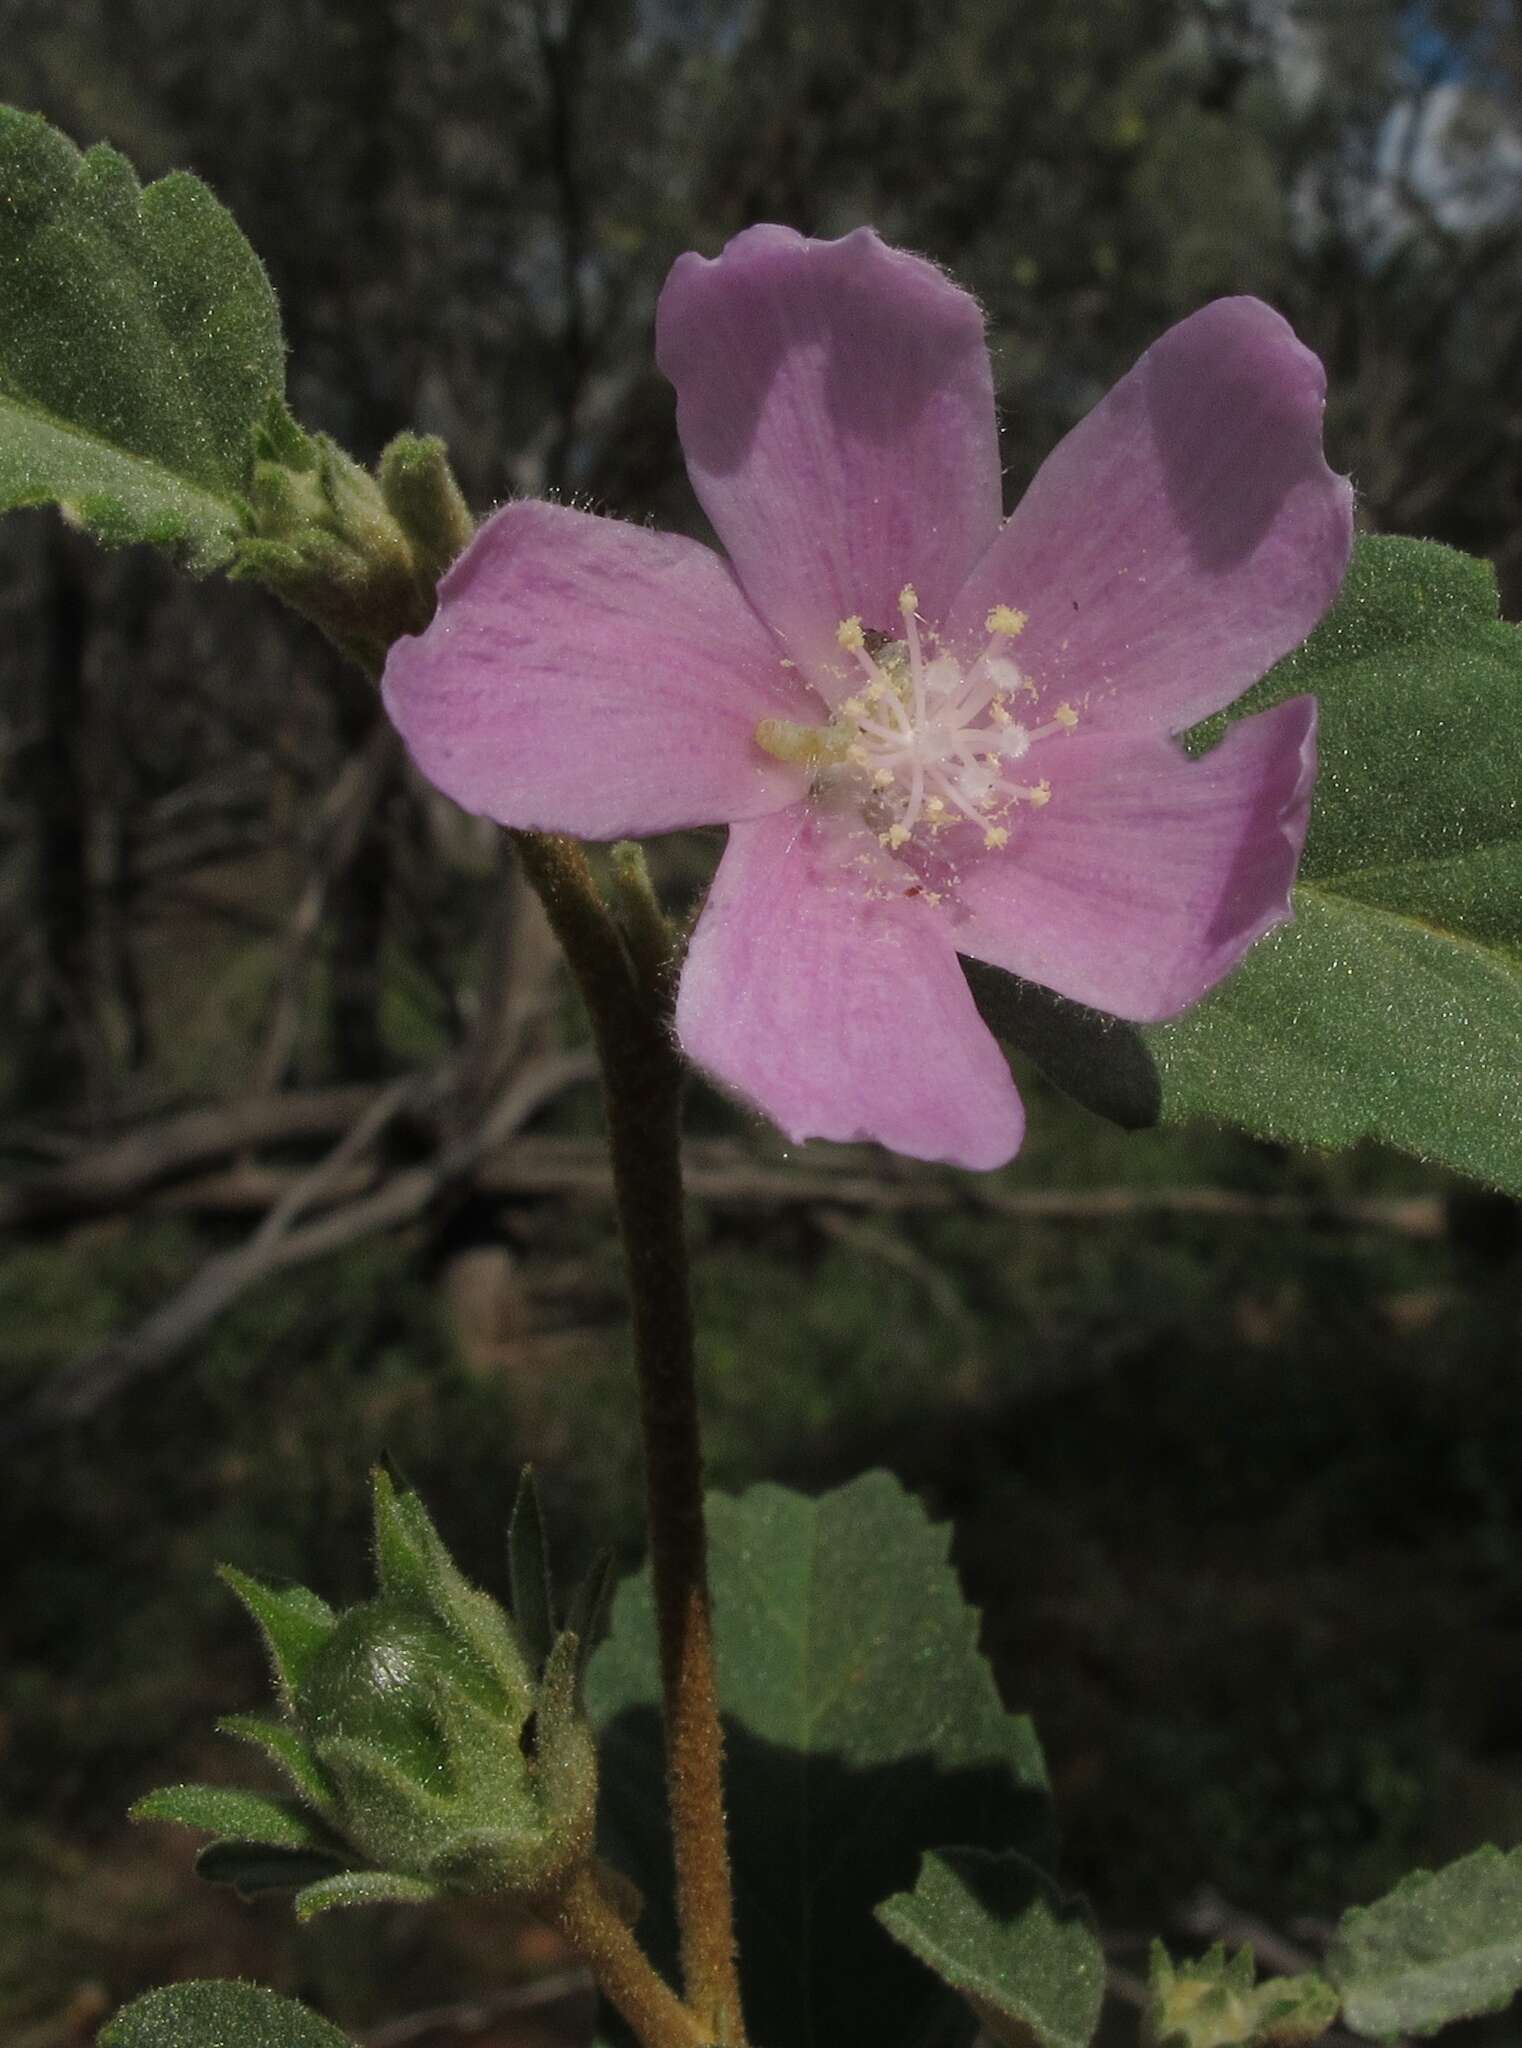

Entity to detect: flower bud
[294,1592,597,1896]
[142,1469,606,1920]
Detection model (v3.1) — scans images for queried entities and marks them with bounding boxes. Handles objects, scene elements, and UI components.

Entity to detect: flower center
[756,586,1078,852]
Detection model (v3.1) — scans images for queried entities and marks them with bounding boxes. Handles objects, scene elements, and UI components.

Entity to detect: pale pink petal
[676,807,1025,1169]
[949,696,1317,1021]
[382,500,815,838]
[946,299,1352,735]
[656,225,1003,699]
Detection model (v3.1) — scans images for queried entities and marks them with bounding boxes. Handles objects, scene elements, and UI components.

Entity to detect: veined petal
[946,298,1352,735]
[657,225,1003,700]
[382,500,813,838]
[676,807,1025,1169]
[951,696,1318,1021]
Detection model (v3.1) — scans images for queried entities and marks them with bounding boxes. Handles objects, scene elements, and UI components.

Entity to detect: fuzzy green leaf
[131,1782,325,1848]
[0,106,286,569]
[587,1473,1051,2048]
[101,1981,355,2048]
[1326,1843,1522,2038]
[220,1567,337,1707]
[294,1868,441,1921]
[976,537,1522,1193]
[878,1849,1105,2048]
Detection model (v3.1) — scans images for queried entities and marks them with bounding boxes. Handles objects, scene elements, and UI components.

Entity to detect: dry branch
[9,1050,596,1435]
[0,1084,378,1227]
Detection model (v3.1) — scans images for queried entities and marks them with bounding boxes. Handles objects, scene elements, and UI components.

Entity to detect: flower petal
[676,807,1025,1169]
[657,225,1003,698]
[950,696,1318,1021]
[382,500,814,838]
[946,298,1352,735]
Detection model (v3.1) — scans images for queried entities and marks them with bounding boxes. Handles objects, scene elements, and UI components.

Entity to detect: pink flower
[384,227,1352,1171]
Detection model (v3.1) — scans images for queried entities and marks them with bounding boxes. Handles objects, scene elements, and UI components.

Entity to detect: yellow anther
[990,702,1013,726]
[925,796,945,817]
[1030,780,1051,807]
[885,822,912,849]
[984,826,1010,849]
[923,889,943,907]
[837,615,865,650]
[986,604,1028,638]
[1054,702,1079,729]
[840,696,867,718]
[755,717,848,767]
[873,767,896,787]
[898,583,920,616]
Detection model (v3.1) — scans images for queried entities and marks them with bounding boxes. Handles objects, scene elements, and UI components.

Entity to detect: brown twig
[7,1051,595,1435]
[0,1084,379,1226]
[360,1967,594,2048]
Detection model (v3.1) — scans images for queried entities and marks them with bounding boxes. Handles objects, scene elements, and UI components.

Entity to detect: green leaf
[101,1981,355,2048]
[1326,1843,1522,2038]
[0,106,286,570]
[195,1840,350,1897]
[508,1465,556,1670]
[130,1782,326,1848]
[586,1473,1051,2048]
[977,537,1522,1193]
[220,1567,337,1707]
[293,1868,441,1921]
[878,1849,1106,2048]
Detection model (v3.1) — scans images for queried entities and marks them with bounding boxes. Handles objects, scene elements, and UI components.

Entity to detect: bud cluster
[135,1469,608,1921]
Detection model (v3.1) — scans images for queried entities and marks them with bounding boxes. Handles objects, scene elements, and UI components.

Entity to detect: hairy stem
[544,1865,709,2048]
[514,833,744,2045]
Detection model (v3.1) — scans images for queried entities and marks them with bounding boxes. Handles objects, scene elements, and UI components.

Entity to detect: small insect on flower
[383,228,1352,1169]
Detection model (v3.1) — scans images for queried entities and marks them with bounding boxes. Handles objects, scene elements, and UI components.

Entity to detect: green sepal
[508,1465,556,1672]
[560,1551,615,1697]
[294,1868,441,1921]
[877,1848,1106,2048]
[219,1565,337,1708]
[366,1468,535,1714]
[533,1627,600,1854]
[130,1781,326,1848]
[378,431,475,588]
[252,394,316,471]
[101,1981,356,2048]
[216,1713,335,1813]
[233,435,434,671]
[194,1840,350,1898]
[0,106,285,571]
[1326,1843,1522,2039]
[1145,1942,1340,2048]
[371,1464,441,1609]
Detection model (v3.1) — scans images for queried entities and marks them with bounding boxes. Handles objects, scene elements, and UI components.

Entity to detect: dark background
[3,3,1522,2043]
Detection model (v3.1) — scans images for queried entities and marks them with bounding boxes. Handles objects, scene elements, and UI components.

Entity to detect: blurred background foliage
[2,1,1522,2042]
